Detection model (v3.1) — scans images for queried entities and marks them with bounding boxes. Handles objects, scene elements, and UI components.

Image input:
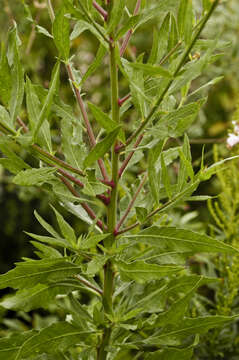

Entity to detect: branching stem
[115,173,147,233]
[117,0,220,152]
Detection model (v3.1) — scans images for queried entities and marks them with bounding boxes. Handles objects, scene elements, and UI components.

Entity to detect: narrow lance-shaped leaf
[168,13,179,51]
[143,315,239,346]
[80,43,107,85]
[122,226,239,255]
[53,5,70,61]
[25,77,52,152]
[9,27,24,125]
[128,62,172,78]
[0,42,12,106]
[148,140,164,205]
[161,152,172,199]
[83,126,121,168]
[116,260,183,283]
[177,0,193,45]
[88,102,125,142]
[51,205,76,246]
[33,61,60,139]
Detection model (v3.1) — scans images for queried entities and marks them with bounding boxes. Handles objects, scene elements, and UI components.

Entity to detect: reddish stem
[59,175,107,231]
[120,0,141,57]
[118,134,144,177]
[115,173,147,233]
[17,117,85,177]
[93,0,108,21]
[118,93,131,107]
[66,64,109,181]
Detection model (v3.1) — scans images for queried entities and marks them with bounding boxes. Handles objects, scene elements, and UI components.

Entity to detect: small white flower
[227,133,239,148]
[66,314,73,323]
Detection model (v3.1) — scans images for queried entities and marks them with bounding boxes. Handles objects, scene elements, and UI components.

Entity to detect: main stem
[98,42,120,359]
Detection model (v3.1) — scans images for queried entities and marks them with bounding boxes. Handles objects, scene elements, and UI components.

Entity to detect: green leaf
[0,258,82,289]
[177,0,193,45]
[0,137,30,174]
[149,13,170,64]
[19,322,96,357]
[123,227,238,255]
[9,28,24,124]
[61,118,85,170]
[0,42,12,106]
[161,152,172,199]
[81,234,110,250]
[177,134,192,191]
[51,205,76,246]
[143,315,239,346]
[148,140,164,205]
[32,241,62,259]
[0,280,78,311]
[26,77,52,152]
[0,331,36,360]
[53,5,70,60]
[145,346,193,360]
[88,102,125,143]
[13,167,57,186]
[34,210,60,238]
[168,13,178,51]
[26,232,71,250]
[153,102,201,138]
[33,62,60,139]
[107,0,125,34]
[128,62,172,78]
[71,20,108,49]
[115,15,140,40]
[83,126,121,168]
[121,57,148,116]
[80,44,107,85]
[116,260,183,283]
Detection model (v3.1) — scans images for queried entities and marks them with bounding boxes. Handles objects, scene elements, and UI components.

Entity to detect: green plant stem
[117,0,220,152]
[98,41,120,360]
